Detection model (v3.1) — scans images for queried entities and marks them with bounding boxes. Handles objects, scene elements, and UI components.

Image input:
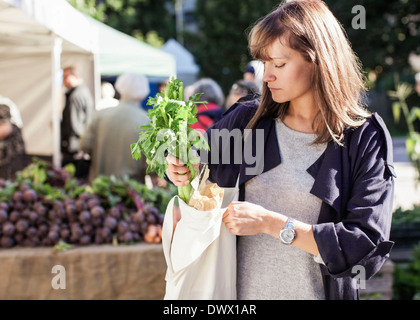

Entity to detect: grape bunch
[0,184,164,249]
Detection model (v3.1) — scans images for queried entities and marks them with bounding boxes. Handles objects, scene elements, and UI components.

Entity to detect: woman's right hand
[166,154,199,187]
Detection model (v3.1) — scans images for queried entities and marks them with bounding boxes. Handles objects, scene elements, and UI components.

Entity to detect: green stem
[178,183,193,204]
[159,105,168,126]
[179,82,184,101]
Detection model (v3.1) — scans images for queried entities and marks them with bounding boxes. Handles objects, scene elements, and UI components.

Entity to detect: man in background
[61,65,94,180]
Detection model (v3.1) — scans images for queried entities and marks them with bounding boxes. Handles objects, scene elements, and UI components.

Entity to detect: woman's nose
[263,67,275,83]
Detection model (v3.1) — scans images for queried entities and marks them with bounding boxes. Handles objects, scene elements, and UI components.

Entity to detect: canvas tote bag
[161,174,238,300]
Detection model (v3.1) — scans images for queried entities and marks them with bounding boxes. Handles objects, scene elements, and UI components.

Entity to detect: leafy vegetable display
[0,158,177,249]
[131,78,209,204]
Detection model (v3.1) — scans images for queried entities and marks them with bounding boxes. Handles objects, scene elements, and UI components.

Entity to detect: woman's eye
[275,64,286,68]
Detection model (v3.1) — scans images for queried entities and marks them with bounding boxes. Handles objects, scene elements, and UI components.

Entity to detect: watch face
[281,229,295,244]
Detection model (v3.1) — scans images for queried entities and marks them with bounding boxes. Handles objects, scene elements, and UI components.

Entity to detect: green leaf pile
[130,77,209,203]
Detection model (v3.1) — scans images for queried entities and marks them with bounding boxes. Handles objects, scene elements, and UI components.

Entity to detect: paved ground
[392,137,420,210]
[393,137,411,163]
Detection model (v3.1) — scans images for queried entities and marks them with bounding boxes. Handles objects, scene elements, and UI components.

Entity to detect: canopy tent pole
[51,36,63,169]
[93,52,101,107]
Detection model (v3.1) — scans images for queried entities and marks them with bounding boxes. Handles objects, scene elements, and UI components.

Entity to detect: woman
[0,101,26,180]
[166,0,395,300]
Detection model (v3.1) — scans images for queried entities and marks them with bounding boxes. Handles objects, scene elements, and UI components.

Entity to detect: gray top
[237,118,327,300]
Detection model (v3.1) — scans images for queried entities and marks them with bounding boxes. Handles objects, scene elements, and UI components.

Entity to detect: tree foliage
[184,0,280,94]
[68,0,420,93]
[186,0,420,93]
[324,0,420,90]
[67,0,176,48]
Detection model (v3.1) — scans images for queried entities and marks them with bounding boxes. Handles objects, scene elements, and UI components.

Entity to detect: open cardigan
[201,94,395,300]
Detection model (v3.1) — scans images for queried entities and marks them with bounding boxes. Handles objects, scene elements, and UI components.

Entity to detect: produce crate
[0,243,166,300]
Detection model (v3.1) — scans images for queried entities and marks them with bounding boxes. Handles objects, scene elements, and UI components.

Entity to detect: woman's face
[262,38,314,105]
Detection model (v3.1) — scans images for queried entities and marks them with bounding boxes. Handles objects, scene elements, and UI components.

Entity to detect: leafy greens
[130,78,209,204]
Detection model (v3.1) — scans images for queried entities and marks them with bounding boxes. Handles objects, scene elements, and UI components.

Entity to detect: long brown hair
[247,0,370,144]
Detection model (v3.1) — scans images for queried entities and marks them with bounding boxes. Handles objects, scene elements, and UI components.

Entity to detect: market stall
[0,0,176,167]
[0,158,176,299]
[0,0,99,168]
[94,17,176,82]
[0,0,179,300]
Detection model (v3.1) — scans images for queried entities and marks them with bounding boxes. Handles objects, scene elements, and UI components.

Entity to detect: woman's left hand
[223,201,320,256]
[222,201,269,236]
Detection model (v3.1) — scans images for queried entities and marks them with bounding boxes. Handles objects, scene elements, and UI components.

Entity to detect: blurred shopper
[243,64,256,82]
[96,82,119,111]
[61,65,94,179]
[225,79,260,110]
[188,78,225,133]
[80,73,150,183]
[0,95,23,129]
[158,79,169,93]
[0,96,26,180]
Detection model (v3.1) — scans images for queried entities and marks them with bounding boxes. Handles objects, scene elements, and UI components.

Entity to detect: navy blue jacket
[201,94,396,300]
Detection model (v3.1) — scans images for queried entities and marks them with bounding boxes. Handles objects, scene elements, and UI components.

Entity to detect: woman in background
[0,97,26,180]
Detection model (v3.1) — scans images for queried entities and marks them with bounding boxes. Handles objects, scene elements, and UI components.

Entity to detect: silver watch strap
[285,218,295,230]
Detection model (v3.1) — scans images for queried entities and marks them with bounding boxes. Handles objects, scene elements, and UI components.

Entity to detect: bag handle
[198,164,210,193]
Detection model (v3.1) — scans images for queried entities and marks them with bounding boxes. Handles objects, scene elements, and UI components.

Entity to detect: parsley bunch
[131,78,209,204]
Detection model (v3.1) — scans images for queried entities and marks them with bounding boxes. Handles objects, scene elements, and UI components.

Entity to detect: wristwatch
[279,218,296,244]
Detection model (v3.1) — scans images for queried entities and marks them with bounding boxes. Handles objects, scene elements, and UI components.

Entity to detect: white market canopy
[93,17,176,80]
[0,0,99,168]
[0,0,176,168]
[162,38,199,75]
[162,38,199,86]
